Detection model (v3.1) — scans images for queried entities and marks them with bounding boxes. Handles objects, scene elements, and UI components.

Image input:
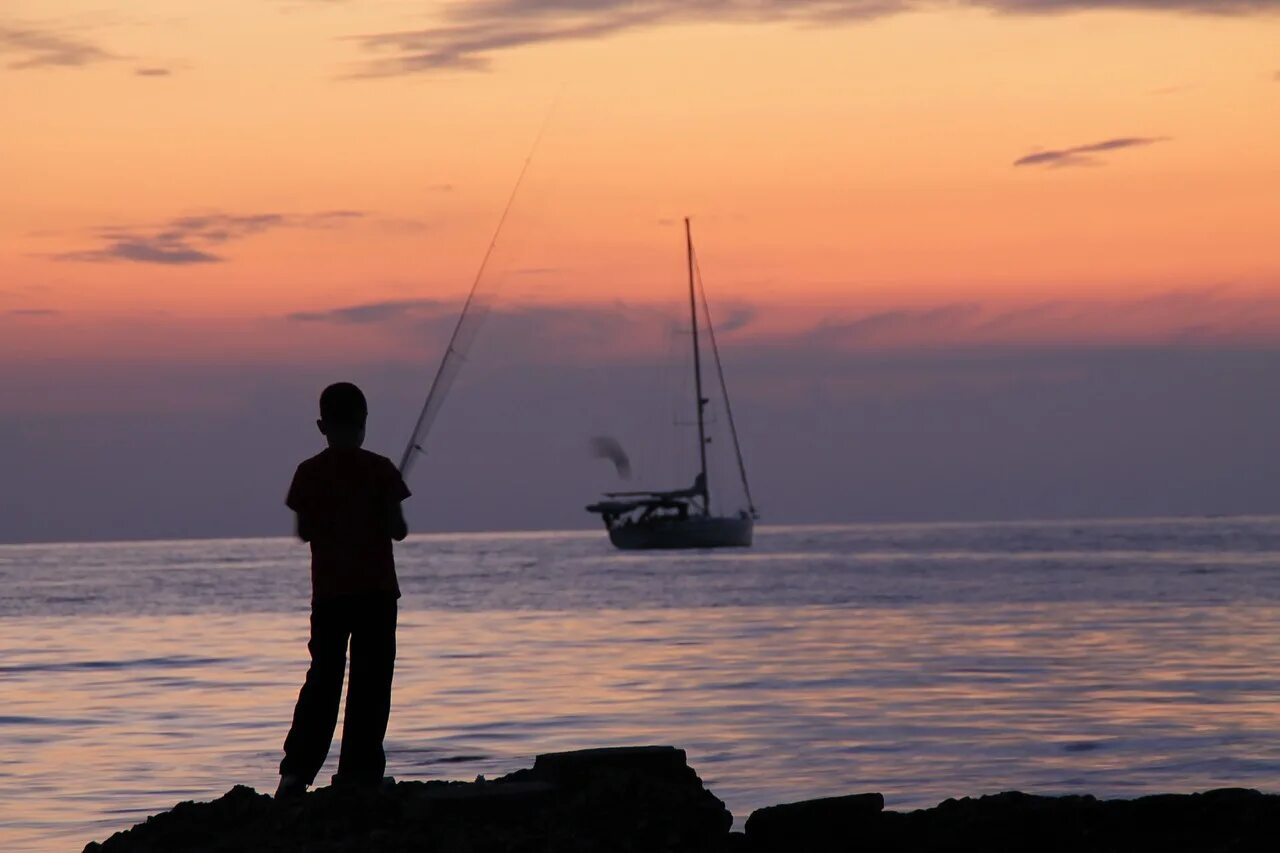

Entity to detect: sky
[2,0,1279,542]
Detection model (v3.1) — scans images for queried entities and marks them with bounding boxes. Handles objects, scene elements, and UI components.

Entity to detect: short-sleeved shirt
[286,447,411,602]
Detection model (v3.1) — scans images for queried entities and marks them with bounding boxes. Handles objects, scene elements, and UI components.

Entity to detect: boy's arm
[295,511,315,543]
[385,458,411,542]
[388,501,408,542]
[286,464,311,542]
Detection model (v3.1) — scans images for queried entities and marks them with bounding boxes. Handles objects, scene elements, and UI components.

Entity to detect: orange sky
[3,1,1279,351]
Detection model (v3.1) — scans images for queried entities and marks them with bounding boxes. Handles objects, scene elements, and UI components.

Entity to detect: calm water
[3,519,1280,851]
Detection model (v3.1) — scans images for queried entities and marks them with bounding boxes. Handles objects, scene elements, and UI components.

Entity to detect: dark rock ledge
[83,745,1280,852]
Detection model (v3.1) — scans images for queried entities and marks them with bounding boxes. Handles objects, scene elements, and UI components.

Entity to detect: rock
[518,745,733,851]
[745,792,884,849]
[81,752,1280,853]
[532,745,694,779]
[743,788,1280,852]
[82,785,275,853]
[83,746,732,853]
[875,788,1280,852]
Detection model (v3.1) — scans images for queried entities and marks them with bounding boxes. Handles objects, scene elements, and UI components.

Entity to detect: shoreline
[83,745,1280,852]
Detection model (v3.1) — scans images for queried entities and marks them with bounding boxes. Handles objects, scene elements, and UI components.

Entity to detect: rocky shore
[84,745,1280,852]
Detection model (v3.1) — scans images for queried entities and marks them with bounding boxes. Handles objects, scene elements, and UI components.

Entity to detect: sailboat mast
[685,217,710,513]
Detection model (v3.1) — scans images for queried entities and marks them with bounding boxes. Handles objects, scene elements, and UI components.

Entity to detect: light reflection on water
[2,520,1280,851]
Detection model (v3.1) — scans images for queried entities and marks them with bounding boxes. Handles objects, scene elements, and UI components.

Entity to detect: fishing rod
[398,102,558,479]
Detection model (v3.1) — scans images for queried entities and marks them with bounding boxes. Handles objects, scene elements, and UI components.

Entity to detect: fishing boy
[276,382,411,798]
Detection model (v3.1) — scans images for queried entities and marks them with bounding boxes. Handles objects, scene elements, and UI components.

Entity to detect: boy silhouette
[276,382,410,798]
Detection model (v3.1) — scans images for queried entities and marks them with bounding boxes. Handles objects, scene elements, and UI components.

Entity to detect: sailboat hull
[607,515,754,550]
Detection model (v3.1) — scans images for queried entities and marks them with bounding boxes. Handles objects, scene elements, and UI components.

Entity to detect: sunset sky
[3,1,1279,542]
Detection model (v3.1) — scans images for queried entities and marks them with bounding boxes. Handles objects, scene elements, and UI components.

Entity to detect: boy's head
[317,382,367,448]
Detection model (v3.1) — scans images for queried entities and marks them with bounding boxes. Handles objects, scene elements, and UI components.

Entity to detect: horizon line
[1,511,1274,549]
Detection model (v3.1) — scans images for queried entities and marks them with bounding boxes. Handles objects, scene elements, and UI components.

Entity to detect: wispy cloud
[134,66,171,77]
[0,23,118,70]
[345,1,911,75]
[283,297,693,363]
[289,298,451,324]
[64,241,221,265]
[54,210,365,265]
[288,294,759,337]
[281,287,1280,358]
[4,308,61,317]
[800,287,1280,350]
[986,1,1279,12]
[1013,136,1168,167]
[714,304,759,334]
[811,304,984,347]
[342,1,1280,75]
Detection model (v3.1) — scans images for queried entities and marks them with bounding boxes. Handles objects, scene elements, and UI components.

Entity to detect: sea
[3,517,1280,851]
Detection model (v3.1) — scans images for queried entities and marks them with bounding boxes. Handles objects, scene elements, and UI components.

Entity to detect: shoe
[275,774,306,799]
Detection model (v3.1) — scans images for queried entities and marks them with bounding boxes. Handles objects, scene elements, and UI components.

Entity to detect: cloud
[284,296,683,365]
[288,294,758,339]
[282,287,1280,364]
[4,308,60,317]
[342,1,1280,75]
[1013,136,1168,167]
[712,304,758,334]
[66,242,221,265]
[289,299,451,324]
[811,304,984,346]
[54,210,365,265]
[134,66,171,77]
[286,296,593,332]
[985,1,1278,12]
[795,288,1280,350]
[0,23,118,70]
[345,1,904,75]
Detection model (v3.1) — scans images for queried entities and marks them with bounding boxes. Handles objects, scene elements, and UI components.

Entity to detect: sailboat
[586,219,758,550]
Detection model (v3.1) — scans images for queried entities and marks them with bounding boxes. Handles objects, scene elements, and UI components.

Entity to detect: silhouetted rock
[744,792,883,848]
[82,745,731,853]
[744,787,1280,852]
[513,746,733,850]
[82,749,1280,853]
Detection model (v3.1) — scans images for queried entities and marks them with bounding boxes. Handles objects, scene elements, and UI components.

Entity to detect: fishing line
[398,94,562,478]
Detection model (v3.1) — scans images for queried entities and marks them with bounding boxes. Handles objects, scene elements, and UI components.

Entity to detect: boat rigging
[586,218,758,550]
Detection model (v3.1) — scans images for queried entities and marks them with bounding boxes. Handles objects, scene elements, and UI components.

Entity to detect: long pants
[280,594,397,786]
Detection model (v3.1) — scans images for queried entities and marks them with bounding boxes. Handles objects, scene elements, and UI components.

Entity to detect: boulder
[514,745,733,851]
[745,792,884,849]
[83,745,732,853]
[878,788,1280,852]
